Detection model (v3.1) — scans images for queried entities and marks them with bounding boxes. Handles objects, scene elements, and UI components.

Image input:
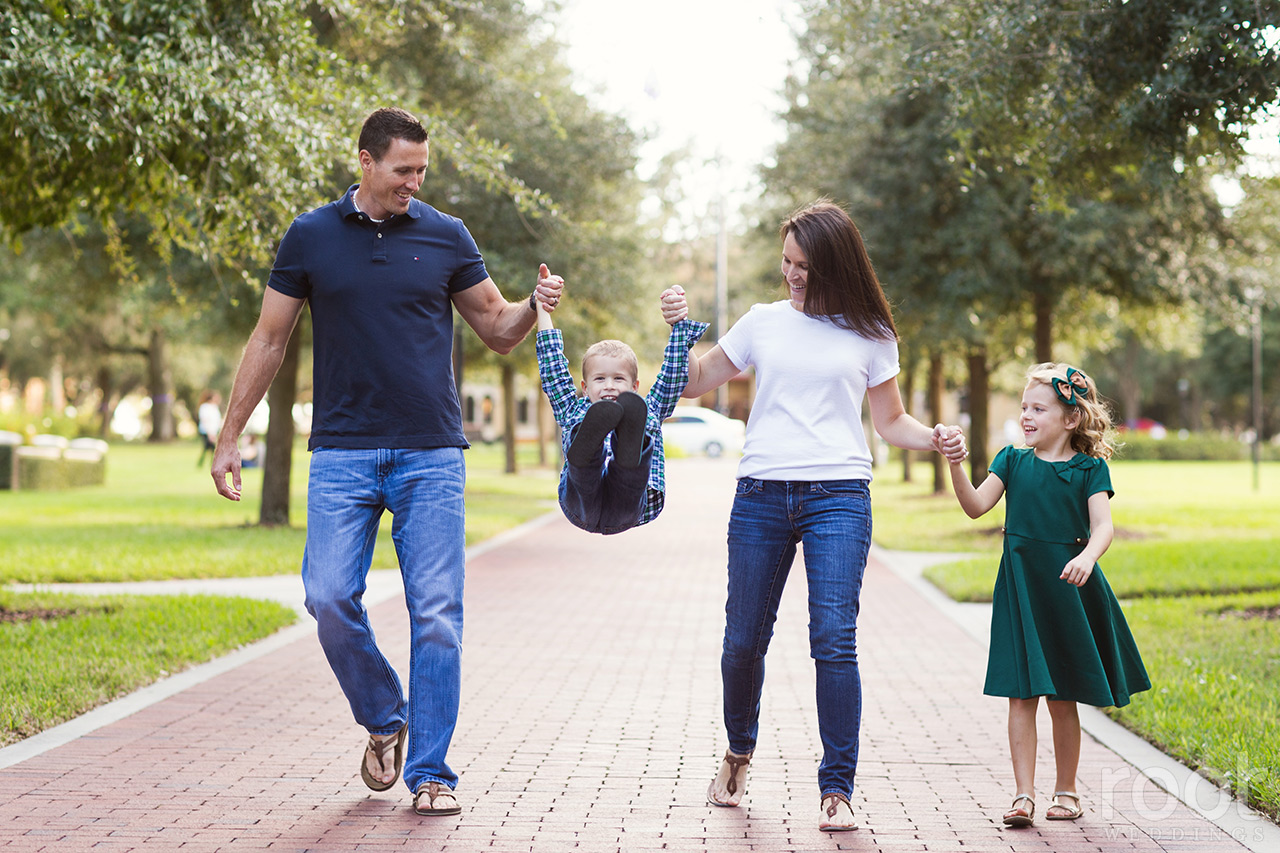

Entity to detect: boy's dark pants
[559,429,654,535]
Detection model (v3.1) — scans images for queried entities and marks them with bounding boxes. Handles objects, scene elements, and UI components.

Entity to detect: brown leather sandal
[359,726,406,792]
[414,781,462,816]
[706,750,752,807]
[819,792,857,832]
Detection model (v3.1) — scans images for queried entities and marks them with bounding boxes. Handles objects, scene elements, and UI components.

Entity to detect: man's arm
[453,269,563,355]
[211,287,306,501]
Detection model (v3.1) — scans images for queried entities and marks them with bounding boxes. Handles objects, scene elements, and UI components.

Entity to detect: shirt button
[377,233,383,238]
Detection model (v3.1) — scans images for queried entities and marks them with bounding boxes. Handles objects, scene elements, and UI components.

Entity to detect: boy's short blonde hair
[581,340,639,383]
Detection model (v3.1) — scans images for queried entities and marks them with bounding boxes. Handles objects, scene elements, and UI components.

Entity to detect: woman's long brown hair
[781,199,897,342]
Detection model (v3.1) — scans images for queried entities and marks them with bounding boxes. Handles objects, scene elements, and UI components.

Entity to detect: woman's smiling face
[781,232,809,309]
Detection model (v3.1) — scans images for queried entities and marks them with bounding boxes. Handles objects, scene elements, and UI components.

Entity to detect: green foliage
[1113,591,1280,820]
[0,0,365,267]
[0,590,297,746]
[1114,431,1280,462]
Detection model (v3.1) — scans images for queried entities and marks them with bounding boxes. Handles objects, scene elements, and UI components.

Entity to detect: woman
[678,199,966,831]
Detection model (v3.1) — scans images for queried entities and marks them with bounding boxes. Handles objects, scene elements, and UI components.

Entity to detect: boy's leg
[596,437,654,533]
[612,391,647,468]
[567,400,622,468]
[560,449,606,532]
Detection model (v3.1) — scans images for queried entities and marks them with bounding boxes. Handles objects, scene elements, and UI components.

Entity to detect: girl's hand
[1061,555,1095,587]
[932,424,968,463]
[660,285,688,325]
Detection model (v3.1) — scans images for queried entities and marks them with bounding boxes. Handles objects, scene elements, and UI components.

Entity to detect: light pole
[1249,288,1263,492]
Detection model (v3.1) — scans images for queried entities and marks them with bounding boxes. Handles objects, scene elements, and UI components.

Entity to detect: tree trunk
[536,389,550,467]
[928,350,945,494]
[259,324,301,527]
[967,345,991,486]
[146,326,176,442]
[900,346,915,483]
[1033,289,1053,364]
[1116,333,1142,425]
[95,365,114,438]
[501,362,517,474]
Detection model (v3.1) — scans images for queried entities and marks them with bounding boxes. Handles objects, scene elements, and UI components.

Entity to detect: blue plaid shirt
[536,318,709,526]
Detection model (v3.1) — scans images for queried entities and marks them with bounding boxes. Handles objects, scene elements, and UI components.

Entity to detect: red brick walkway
[0,458,1270,851]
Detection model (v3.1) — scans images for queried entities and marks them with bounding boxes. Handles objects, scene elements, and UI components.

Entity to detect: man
[212,107,562,816]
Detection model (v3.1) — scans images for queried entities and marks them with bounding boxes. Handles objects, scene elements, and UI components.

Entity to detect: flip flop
[1046,791,1083,820]
[359,725,406,792]
[415,781,462,816]
[819,792,858,832]
[706,750,752,807]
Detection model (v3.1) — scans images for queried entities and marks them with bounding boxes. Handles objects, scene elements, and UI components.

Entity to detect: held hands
[1060,555,1095,587]
[932,424,968,463]
[535,263,564,313]
[660,285,688,325]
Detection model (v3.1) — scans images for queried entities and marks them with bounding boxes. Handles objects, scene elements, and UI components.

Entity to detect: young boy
[534,264,707,534]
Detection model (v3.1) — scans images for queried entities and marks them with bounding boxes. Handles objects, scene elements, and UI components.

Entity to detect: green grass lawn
[0,439,560,746]
[872,458,1280,820]
[0,440,559,584]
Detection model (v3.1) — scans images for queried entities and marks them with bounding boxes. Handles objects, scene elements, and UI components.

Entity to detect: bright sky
[548,0,802,230]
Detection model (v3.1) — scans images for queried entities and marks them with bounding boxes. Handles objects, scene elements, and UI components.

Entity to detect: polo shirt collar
[340,184,424,222]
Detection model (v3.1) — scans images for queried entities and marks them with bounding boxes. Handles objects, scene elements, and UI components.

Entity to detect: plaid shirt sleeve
[637,318,710,526]
[536,329,587,433]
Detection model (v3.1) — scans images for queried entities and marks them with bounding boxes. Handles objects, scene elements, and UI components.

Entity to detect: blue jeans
[558,429,653,535]
[302,447,466,792]
[721,476,872,798]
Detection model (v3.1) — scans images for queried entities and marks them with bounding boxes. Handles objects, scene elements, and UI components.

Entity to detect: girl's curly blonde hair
[1026,362,1116,459]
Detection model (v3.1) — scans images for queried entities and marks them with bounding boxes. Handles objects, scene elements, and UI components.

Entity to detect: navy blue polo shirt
[268,186,490,450]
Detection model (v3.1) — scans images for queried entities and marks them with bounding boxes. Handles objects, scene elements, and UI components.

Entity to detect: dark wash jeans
[558,426,654,535]
[721,476,872,798]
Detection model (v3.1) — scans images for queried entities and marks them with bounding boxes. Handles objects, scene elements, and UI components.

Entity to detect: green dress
[984,446,1150,707]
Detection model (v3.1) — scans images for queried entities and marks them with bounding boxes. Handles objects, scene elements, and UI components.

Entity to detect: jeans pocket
[810,479,869,497]
[735,477,764,496]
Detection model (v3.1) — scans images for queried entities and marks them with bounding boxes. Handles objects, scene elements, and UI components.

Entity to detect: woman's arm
[867,376,940,451]
[681,345,741,399]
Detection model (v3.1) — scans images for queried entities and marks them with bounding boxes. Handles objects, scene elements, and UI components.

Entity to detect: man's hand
[211,440,243,501]
[535,263,564,311]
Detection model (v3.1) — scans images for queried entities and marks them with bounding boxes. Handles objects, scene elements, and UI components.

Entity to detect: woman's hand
[661,285,688,325]
[1060,555,1095,587]
[932,424,968,463]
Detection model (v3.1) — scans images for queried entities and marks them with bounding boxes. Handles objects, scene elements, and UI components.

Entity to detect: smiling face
[581,353,639,403]
[1020,381,1080,456]
[781,231,809,309]
[356,137,430,220]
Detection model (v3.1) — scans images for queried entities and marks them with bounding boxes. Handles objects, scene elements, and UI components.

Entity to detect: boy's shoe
[612,391,648,469]
[568,400,623,468]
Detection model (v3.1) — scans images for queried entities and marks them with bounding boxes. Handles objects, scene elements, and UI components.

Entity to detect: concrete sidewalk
[1,457,1274,852]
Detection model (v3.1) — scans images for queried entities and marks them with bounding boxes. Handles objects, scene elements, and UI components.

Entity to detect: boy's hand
[660,285,688,325]
[535,263,564,312]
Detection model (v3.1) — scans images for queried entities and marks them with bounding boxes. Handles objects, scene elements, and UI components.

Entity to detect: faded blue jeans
[302,447,466,792]
[720,476,872,799]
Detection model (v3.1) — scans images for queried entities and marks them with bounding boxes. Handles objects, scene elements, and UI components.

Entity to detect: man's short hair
[581,340,639,384]
[358,107,429,162]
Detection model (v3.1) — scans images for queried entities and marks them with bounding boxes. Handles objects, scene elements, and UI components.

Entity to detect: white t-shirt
[718,300,900,482]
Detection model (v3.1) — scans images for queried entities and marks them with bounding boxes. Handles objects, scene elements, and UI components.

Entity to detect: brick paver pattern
[0,459,1261,852]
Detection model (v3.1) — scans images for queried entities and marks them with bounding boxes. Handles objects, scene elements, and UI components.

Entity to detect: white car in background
[662,406,746,458]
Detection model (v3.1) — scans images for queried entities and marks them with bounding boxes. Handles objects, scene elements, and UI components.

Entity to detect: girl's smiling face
[1020,382,1079,455]
[781,232,809,309]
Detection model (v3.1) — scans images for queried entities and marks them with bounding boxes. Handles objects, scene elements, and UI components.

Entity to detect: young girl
[948,363,1150,828]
